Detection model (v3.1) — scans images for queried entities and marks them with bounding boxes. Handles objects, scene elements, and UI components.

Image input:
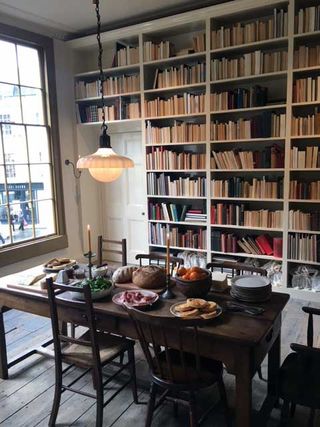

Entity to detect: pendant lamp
[76,0,134,183]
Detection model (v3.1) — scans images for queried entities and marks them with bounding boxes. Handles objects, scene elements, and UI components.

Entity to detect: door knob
[141,212,145,216]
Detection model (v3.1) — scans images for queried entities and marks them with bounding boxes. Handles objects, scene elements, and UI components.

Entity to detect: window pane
[0,83,22,123]
[21,87,44,125]
[0,205,11,246]
[32,199,55,238]
[30,164,53,200]
[0,131,3,164]
[0,166,6,204]
[0,41,18,85]
[10,202,32,243]
[2,124,28,164]
[17,45,41,88]
[6,165,30,202]
[27,126,50,163]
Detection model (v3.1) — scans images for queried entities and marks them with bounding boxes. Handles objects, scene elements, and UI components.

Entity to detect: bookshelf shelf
[70,0,320,296]
[144,83,206,94]
[287,259,320,266]
[210,104,287,115]
[211,224,283,232]
[143,52,206,67]
[150,243,207,253]
[211,250,282,261]
[149,219,207,227]
[210,37,288,55]
[210,71,287,86]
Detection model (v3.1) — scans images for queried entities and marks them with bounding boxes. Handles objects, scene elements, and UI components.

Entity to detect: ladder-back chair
[135,252,183,276]
[97,236,127,268]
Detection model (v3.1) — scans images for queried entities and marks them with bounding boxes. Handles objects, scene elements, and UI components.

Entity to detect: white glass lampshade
[76,147,134,183]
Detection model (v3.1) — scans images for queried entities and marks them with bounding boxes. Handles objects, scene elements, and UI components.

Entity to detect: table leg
[268,333,280,398]
[235,351,252,427]
[0,309,8,379]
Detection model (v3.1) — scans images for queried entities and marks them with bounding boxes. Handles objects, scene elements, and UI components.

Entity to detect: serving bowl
[174,269,211,298]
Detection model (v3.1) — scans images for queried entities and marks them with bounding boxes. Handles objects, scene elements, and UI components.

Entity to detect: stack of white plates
[230,275,271,303]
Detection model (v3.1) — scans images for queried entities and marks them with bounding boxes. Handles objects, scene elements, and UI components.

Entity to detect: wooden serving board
[7,281,48,294]
[114,280,175,294]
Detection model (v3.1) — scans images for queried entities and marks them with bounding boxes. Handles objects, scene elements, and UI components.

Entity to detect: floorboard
[1,298,320,426]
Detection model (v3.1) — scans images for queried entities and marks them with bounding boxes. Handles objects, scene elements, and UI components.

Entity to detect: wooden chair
[97,236,127,268]
[46,277,138,427]
[207,259,267,382]
[279,305,320,426]
[135,252,183,275]
[125,305,231,427]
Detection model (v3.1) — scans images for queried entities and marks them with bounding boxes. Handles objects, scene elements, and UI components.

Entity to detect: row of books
[75,80,100,99]
[146,148,206,170]
[295,6,320,34]
[211,231,283,257]
[143,41,173,61]
[290,146,319,169]
[145,120,206,144]
[211,177,283,199]
[288,233,319,262]
[144,93,205,117]
[289,210,320,232]
[148,202,206,223]
[211,9,288,49]
[147,173,206,197]
[291,110,320,136]
[149,223,207,249]
[76,101,140,123]
[289,180,320,200]
[113,45,139,67]
[211,145,284,170]
[293,76,320,103]
[211,204,283,228]
[211,50,288,80]
[293,45,320,69]
[75,75,140,99]
[210,112,286,140]
[152,63,206,89]
[210,86,268,111]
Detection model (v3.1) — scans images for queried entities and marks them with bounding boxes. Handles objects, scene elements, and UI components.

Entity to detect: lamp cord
[94,0,107,131]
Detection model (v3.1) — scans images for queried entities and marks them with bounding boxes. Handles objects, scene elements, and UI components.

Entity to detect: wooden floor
[1,297,320,426]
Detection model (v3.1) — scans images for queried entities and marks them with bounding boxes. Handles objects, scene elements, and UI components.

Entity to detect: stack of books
[76,99,141,123]
[210,112,286,140]
[149,223,207,249]
[143,41,173,61]
[291,108,320,136]
[146,148,206,170]
[147,173,206,197]
[211,177,283,199]
[153,63,206,89]
[211,145,284,169]
[293,45,320,69]
[75,80,100,99]
[211,231,283,257]
[295,6,320,34]
[211,8,288,49]
[293,76,320,103]
[289,210,320,231]
[144,93,205,117]
[146,120,206,144]
[102,74,140,95]
[211,204,283,228]
[211,50,288,80]
[148,202,194,222]
[290,146,319,168]
[113,45,139,66]
[185,209,207,223]
[210,86,268,111]
[288,233,319,262]
[289,180,320,200]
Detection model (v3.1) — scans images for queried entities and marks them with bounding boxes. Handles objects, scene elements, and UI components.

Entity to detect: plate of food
[43,257,77,272]
[112,290,159,307]
[72,277,113,300]
[170,298,222,320]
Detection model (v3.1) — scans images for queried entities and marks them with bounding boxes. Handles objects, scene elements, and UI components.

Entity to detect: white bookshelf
[68,0,320,296]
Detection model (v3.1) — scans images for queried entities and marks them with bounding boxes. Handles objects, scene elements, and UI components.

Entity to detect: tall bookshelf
[68,0,320,295]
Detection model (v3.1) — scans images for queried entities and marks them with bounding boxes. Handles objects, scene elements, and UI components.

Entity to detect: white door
[102,131,148,264]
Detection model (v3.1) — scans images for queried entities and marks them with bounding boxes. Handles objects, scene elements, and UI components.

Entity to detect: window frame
[0,23,67,267]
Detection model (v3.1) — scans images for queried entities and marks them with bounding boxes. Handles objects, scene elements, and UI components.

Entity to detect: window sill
[0,234,68,268]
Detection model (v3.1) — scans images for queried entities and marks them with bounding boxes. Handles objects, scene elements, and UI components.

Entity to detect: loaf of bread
[112,266,138,283]
[132,265,166,289]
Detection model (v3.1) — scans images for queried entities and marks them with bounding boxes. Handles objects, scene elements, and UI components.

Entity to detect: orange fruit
[177,267,187,276]
[190,266,203,273]
[189,271,200,280]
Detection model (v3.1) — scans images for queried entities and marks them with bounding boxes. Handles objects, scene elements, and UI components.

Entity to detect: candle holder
[160,273,176,300]
[84,251,96,280]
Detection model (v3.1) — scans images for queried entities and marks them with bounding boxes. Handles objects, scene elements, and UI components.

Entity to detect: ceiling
[0,0,224,40]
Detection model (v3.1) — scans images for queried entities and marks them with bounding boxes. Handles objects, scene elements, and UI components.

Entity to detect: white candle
[166,232,170,275]
[87,224,92,253]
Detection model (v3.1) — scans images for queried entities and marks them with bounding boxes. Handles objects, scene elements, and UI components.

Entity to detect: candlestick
[87,224,92,254]
[161,232,175,300]
[166,232,170,275]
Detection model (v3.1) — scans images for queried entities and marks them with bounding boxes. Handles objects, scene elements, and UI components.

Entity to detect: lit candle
[166,232,170,275]
[87,224,92,253]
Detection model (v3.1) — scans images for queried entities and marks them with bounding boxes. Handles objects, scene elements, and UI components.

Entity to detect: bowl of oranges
[175,266,211,298]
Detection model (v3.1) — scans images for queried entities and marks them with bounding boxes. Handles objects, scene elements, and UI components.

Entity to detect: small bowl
[174,270,211,298]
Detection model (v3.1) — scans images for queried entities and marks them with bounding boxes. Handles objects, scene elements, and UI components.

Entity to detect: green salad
[79,277,112,292]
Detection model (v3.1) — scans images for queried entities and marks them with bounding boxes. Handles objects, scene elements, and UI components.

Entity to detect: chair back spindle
[97,236,127,267]
[135,252,183,276]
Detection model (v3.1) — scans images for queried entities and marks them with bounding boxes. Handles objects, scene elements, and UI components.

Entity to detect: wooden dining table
[0,270,289,427]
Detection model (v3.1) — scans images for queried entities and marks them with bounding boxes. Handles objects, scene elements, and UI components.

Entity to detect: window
[0,25,67,265]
